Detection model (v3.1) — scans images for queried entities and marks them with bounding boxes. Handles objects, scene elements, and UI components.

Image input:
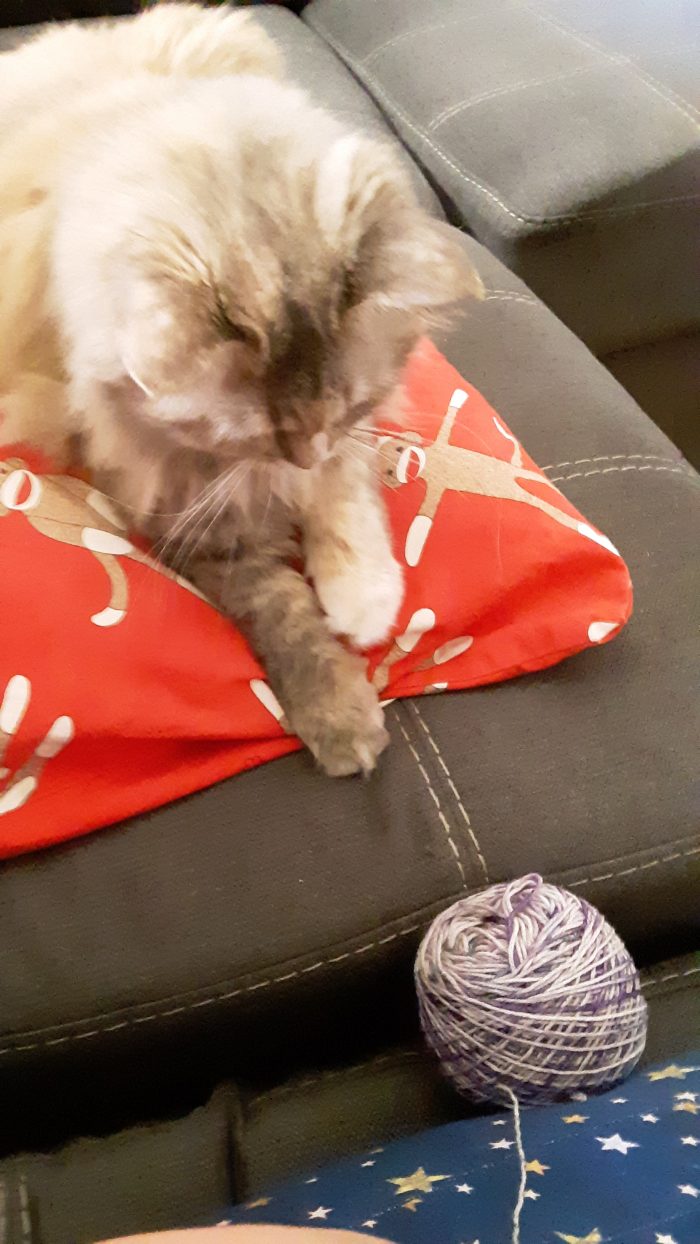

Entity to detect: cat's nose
[283,431,330,469]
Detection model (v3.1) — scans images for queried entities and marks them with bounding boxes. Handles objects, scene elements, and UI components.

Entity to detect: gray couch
[0,4,698,1242]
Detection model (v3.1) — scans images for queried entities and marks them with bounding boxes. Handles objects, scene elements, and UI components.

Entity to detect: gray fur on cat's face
[110,79,482,469]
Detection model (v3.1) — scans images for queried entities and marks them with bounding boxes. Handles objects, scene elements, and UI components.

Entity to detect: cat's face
[112,106,483,470]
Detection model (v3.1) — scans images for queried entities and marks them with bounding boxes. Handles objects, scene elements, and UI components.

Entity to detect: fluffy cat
[0,3,482,776]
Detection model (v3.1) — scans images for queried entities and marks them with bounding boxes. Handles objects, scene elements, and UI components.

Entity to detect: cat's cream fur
[0,3,482,775]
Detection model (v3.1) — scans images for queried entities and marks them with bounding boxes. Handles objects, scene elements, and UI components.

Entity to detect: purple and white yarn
[415,874,648,1105]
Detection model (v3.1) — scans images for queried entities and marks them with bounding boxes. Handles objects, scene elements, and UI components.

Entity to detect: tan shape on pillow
[380,389,619,567]
[0,457,206,626]
[373,606,473,693]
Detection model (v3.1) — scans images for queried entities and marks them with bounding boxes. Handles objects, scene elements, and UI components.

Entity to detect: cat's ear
[366,215,484,316]
[316,135,483,317]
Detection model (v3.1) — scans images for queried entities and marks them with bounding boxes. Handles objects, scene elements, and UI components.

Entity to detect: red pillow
[0,341,631,857]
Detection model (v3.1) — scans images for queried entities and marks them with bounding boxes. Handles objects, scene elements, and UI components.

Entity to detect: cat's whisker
[163,462,251,571]
[351,426,427,445]
[157,467,236,567]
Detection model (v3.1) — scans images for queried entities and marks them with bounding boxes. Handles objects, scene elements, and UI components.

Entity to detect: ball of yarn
[415,873,648,1105]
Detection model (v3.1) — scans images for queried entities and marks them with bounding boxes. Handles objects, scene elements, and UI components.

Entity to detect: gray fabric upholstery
[306,0,700,357]
[604,331,700,467]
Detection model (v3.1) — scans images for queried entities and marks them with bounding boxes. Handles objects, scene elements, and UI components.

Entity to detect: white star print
[596,1133,639,1154]
[456,1183,473,1194]
[611,1097,628,1103]
[361,1160,376,1167]
[305,1177,318,1184]
[523,1189,540,1201]
[308,1206,332,1219]
[362,1222,377,1230]
[492,1119,507,1126]
[640,1113,658,1123]
[490,1138,514,1149]
[656,1234,678,1244]
[681,1135,699,1145]
[676,1091,698,1101]
[678,1183,699,1197]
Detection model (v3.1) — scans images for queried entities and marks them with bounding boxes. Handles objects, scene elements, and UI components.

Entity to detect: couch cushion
[1,235,697,1143]
[305,0,700,357]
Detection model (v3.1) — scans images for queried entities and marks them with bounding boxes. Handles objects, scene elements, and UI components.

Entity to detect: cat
[0,3,482,776]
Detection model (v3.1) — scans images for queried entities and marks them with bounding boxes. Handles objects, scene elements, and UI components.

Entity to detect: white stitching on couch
[643,964,700,989]
[568,844,700,887]
[311,18,700,226]
[542,454,684,471]
[519,0,700,129]
[409,702,489,883]
[484,291,540,306]
[362,13,486,66]
[395,711,467,886]
[0,921,427,1056]
[1,845,697,1055]
[550,464,692,483]
[428,64,604,132]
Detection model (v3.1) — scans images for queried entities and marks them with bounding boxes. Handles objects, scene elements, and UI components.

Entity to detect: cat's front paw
[287,655,389,777]
[312,549,404,650]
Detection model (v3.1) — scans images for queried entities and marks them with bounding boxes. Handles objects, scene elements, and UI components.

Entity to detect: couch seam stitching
[1,840,697,1055]
[519,0,700,129]
[394,705,467,887]
[484,292,540,306]
[428,63,604,132]
[642,964,700,990]
[541,453,685,471]
[566,844,700,888]
[310,17,700,226]
[361,13,488,67]
[550,464,695,483]
[409,702,489,883]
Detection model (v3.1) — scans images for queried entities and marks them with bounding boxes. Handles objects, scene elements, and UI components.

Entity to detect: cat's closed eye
[212,299,257,348]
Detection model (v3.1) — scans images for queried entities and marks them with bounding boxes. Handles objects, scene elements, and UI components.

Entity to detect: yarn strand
[503,1087,527,1244]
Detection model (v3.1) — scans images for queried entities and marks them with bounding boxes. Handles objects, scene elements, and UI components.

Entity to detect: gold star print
[647,1063,698,1081]
[403,1198,423,1212]
[562,1114,588,1124]
[388,1167,450,1196]
[245,1197,271,1209]
[524,1159,550,1175]
[674,1101,699,1114]
[554,1232,602,1244]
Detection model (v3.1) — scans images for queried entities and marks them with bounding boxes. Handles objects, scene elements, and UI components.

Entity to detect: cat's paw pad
[288,662,389,777]
[315,553,404,649]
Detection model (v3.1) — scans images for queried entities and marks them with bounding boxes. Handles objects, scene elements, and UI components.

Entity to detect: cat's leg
[303,451,404,650]
[188,542,389,777]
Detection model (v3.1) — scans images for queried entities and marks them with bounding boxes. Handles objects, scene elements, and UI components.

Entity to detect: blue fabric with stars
[222,1052,700,1243]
